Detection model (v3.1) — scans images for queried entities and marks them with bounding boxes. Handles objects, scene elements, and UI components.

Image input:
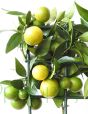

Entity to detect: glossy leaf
[35,37,52,57]
[7,11,25,15]
[84,79,88,98]
[11,79,24,89]
[75,2,88,22]
[53,98,63,108]
[15,58,26,77]
[79,32,88,42]
[6,32,22,53]
[58,56,82,64]
[74,24,88,33]
[81,18,88,27]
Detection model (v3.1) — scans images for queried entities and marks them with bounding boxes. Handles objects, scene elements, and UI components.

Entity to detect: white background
[0,0,88,114]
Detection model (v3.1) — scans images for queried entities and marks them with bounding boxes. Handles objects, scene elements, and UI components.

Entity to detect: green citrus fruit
[11,99,26,110]
[34,7,50,22]
[32,65,49,80]
[24,26,43,46]
[31,98,42,110]
[40,79,60,98]
[60,77,71,89]
[19,89,28,100]
[4,85,19,99]
[70,77,83,93]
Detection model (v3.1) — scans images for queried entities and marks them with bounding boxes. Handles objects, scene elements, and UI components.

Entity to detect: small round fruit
[40,79,60,98]
[70,77,83,93]
[34,7,50,22]
[24,26,43,46]
[4,85,19,99]
[32,65,49,80]
[19,89,28,100]
[31,98,42,110]
[60,77,71,89]
[11,99,26,110]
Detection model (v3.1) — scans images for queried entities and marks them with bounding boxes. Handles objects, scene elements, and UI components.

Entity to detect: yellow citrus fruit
[70,77,83,93]
[31,98,42,110]
[4,85,19,99]
[24,26,43,46]
[32,65,49,80]
[11,99,26,110]
[34,7,50,22]
[40,79,60,98]
[60,77,71,89]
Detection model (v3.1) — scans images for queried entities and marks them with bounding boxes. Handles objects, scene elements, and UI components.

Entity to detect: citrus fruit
[34,7,50,22]
[4,85,19,99]
[32,65,49,80]
[19,89,28,100]
[11,99,26,110]
[31,98,42,110]
[60,77,71,89]
[70,77,83,93]
[24,26,43,46]
[40,79,60,98]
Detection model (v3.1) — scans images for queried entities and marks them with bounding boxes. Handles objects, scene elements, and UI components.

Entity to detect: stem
[26,48,32,114]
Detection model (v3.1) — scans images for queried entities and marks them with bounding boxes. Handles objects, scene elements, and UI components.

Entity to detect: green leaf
[75,2,88,22]
[15,58,26,77]
[27,95,31,107]
[84,79,88,98]
[50,7,57,21]
[18,16,25,26]
[54,41,67,59]
[7,11,25,15]
[73,24,88,33]
[80,18,88,27]
[30,57,37,70]
[53,58,60,72]
[6,32,22,53]
[79,32,88,42]
[0,80,11,85]
[82,53,88,65]
[58,56,82,64]
[65,4,75,19]
[35,37,52,57]
[57,25,71,40]
[26,11,31,26]
[56,11,65,22]
[75,42,88,56]
[53,98,63,108]
[49,64,55,79]
[11,79,24,89]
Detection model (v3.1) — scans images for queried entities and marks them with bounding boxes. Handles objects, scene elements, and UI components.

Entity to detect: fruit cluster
[1,3,88,110]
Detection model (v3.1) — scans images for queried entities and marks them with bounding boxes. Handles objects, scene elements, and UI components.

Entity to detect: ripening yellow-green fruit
[24,26,43,46]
